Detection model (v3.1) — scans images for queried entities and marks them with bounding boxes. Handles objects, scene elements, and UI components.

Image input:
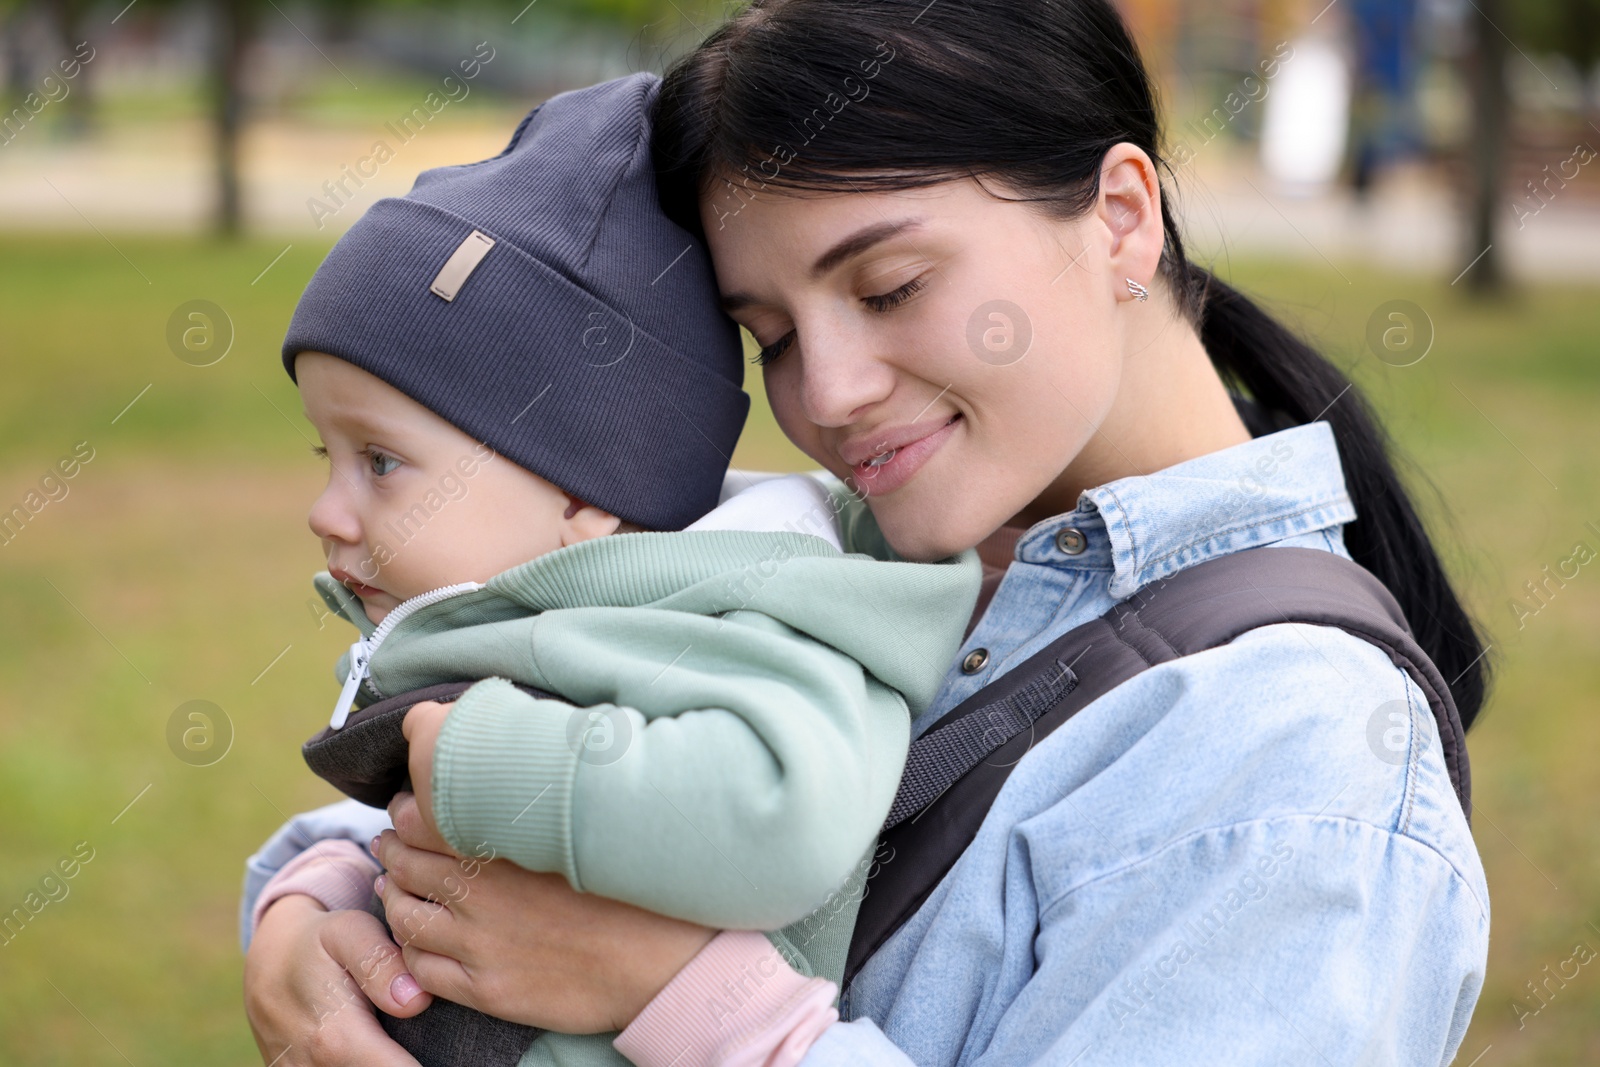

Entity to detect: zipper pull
[330,636,372,730]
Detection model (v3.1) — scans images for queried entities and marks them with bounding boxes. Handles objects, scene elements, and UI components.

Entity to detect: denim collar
[1012,422,1356,599]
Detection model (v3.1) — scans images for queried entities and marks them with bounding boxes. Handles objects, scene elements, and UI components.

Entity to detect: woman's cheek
[763,366,830,467]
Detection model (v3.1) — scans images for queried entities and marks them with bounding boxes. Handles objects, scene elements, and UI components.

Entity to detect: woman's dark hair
[653,0,1489,725]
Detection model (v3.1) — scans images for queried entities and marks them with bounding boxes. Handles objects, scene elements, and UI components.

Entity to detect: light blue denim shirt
[808,422,1489,1066]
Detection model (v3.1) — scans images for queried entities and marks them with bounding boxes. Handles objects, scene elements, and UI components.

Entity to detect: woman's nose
[793,318,897,429]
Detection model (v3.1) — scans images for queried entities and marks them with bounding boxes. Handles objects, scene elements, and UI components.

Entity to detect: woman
[245,1,1490,1063]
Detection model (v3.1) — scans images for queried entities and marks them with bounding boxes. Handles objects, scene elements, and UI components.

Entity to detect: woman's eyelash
[753,276,926,367]
[863,275,927,313]
[753,331,796,367]
[309,444,328,459]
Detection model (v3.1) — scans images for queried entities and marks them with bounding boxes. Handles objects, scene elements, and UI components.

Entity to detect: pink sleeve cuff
[613,930,839,1067]
[250,839,383,934]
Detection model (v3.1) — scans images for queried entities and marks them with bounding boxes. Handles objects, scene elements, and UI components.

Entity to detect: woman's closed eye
[754,330,796,367]
[862,274,927,313]
[753,276,929,367]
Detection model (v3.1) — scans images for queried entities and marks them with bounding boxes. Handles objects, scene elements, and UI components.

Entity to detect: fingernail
[374,874,387,894]
[391,973,422,1006]
[371,834,382,854]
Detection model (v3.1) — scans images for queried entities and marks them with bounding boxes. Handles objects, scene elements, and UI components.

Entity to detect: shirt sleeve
[796,815,1488,1066]
[431,607,911,930]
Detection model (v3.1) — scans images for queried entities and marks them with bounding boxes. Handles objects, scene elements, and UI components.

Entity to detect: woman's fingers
[287,1009,427,1067]
[316,907,433,1019]
[378,867,460,957]
[242,896,427,1067]
[398,942,480,1011]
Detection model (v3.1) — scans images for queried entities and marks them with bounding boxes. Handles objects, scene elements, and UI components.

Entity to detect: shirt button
[1056,527,1088,555]
[962,648,990,674]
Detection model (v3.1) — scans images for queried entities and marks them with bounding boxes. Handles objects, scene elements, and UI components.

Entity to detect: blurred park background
[0,0,1596,1062]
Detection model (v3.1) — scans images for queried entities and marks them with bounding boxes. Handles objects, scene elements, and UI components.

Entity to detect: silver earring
[1126,278,1149,302]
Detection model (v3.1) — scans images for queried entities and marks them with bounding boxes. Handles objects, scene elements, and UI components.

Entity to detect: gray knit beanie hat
[282,73,748,530]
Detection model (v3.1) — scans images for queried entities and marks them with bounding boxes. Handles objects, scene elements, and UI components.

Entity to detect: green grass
[26,66,536,131]
[0,232,1595,1064]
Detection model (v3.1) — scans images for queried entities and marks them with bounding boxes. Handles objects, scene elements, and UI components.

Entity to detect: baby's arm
[250,841,382,939]
[429,606,910,931]
[241,798,392,951]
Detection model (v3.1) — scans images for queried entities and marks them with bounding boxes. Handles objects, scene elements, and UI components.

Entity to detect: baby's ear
[559,495,625,546]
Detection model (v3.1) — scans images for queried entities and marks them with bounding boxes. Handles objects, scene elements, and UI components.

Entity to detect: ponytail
[654,0,1490,725]
[1193,271,1488,725]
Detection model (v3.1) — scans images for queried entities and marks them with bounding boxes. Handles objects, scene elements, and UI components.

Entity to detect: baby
[242,73,978,1067]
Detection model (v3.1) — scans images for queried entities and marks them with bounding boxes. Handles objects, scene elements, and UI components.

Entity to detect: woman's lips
[850,414,961,497]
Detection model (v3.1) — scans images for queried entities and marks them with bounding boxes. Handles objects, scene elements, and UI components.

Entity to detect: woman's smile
[845,412,963,497]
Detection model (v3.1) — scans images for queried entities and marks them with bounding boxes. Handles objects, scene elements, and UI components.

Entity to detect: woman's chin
[875,506,978,563]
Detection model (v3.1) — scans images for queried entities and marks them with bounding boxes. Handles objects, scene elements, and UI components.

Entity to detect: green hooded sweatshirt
[313,478,978,1058]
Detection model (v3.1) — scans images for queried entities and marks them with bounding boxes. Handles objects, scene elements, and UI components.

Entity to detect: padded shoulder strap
[1102,547,1468,803]
[844,546,1469,986]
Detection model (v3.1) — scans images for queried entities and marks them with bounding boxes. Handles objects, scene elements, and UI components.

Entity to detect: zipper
[329,580,484,729]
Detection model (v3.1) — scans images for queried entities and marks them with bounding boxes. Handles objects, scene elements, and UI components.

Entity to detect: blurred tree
[2,0,37,112]
[139,0,717,237]
[1514,0,1600,98]
[1,0,94,138]
[53,0,94,136]
[211,0,251,237]
[1464,0,1510,292]
[1458,0,1599,291]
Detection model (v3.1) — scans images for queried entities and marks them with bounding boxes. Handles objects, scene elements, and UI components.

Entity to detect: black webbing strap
[844,546,1469,986]
[883,658,1079,830]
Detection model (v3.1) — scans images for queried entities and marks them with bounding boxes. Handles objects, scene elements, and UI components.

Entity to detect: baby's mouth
[330,567,384,599]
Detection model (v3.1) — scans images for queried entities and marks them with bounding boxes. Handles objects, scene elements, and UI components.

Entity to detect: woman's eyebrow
[719,216,929,313]
[810,217,926,279]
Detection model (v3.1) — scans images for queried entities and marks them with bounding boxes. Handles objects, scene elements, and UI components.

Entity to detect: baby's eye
[309,444,329,460]
[363,448,401,477]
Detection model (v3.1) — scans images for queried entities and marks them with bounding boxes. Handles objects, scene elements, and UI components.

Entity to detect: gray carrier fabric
[363,895,543,1067]
[303,679,554,809]
[845,546,1470,986]
[305,680,557,1066]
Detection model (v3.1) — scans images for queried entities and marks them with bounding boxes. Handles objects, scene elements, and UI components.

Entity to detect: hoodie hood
[313,478,979,716]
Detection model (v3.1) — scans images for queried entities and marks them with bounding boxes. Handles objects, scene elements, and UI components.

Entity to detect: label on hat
[430,230,496,302]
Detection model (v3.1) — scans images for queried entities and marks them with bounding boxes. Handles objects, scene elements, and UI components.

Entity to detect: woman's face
[703,176,1140,561]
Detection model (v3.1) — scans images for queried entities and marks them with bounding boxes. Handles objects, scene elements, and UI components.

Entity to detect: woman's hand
[243,894,432,1066]
[379,792,718,1033]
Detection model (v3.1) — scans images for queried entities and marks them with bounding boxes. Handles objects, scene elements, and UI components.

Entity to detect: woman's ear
[559,495,625,546]
[1095,144,1165,301]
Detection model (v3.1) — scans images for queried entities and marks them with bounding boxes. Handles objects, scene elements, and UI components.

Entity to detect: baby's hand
[401,700,452,848]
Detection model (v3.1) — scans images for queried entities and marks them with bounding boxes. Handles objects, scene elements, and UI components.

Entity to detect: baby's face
[297,352,612,624]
